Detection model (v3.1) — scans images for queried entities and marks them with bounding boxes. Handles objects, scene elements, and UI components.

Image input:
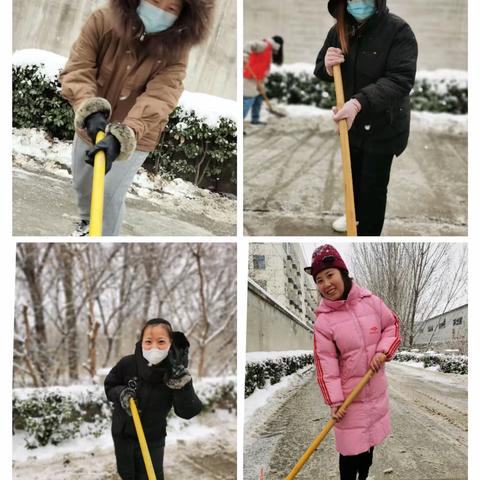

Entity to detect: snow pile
[271,63,468,93]
[416,69,468,94]
[394,350,467,374]
[12,48,67,82]
[245,350,314,397]
[178,91,237,126]
[12,128,237,226]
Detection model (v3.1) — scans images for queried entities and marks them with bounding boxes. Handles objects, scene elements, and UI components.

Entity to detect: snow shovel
[332,64,357,236]
[89,130,106,236]
[284,368,375,479]
[130,397,157,480]
[246,64,286,118]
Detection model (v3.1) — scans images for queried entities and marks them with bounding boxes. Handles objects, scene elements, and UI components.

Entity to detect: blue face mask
[346,0,377,22]
[137,0,179,34]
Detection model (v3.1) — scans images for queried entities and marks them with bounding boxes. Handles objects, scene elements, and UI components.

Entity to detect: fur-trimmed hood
[110,0,215,60]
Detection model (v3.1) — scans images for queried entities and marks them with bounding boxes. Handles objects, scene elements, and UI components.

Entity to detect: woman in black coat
[315,0,418,236]
[105,318,202,480]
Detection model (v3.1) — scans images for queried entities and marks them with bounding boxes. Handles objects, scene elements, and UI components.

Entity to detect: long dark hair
[139,318,173,342]
[334,0,350,54]
[272,35,284,66]
[340,270,353,300]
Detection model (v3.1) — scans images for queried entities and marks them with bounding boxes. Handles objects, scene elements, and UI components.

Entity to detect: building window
[438,319,446,329]
[253,255,265,270]
[427,325,434,332]
[453,317,463,326]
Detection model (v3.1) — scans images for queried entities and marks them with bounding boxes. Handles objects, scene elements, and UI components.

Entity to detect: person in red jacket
[305,244,401,480]
[243,36,284,125]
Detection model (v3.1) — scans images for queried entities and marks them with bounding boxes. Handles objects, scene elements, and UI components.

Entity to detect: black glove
[84,111,108,144]
[85,133,121,174]
[168,331,190,379]
[119,377,139,416]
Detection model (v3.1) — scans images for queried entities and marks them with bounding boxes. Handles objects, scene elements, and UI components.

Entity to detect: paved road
[243,115,467,236]
[244,362,467,479]
[13,168,236,236]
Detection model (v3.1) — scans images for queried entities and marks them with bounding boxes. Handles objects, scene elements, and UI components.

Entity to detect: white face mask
[143,347,169,366]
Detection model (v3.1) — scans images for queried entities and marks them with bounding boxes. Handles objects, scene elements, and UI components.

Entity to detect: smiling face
[142,324,172,351]
[315,268,345,301]
[144,0,183,16]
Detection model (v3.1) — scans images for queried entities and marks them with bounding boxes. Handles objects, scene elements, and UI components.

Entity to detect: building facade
[413,304,468,353]
[249,243,317,327]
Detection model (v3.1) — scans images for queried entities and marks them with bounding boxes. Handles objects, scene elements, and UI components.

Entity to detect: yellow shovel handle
[285,368,375,479]
[89,130,106,236]
[130,398,157,480]
[332,64,357,237]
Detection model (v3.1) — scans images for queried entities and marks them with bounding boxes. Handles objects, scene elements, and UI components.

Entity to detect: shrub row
[265,71,468,114]
[13,377,237,449]
[12,64,237,192]
[394,351,468,374]
[245,353,313,397]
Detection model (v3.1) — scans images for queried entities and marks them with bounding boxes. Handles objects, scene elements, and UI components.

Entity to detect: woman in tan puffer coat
[60,0,214,236]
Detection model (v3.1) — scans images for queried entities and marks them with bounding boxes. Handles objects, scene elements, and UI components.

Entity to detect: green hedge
[245,353,313,397]
[394,351,468,374]
[265,71,468,114]
[13,379,236,449]
[12,64,237,193]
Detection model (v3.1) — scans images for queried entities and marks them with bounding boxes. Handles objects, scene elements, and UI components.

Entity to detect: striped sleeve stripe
[313,336,332,404]
[386,312,401,358]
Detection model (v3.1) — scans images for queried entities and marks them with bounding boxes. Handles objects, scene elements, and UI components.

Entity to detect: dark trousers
[350,145,394,236]
[339,447,374,480]
[114,436,165,480]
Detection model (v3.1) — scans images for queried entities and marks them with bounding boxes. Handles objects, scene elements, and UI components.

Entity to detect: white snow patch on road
[255,104,467,136]
[390,361,467,388]
[244,365,313,423]
[13,429,113,463]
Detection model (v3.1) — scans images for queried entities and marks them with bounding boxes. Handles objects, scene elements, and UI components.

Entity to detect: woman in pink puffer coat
[305,244,400,480]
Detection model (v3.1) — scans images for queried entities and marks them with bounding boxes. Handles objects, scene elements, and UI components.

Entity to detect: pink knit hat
[304,244,348,280]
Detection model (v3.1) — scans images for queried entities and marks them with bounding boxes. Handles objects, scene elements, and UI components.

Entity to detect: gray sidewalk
[243,116,467,236]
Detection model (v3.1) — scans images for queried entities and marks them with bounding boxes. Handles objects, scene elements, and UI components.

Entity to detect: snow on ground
[12,128,237,226]
[390,360,466,387]
[256,102,467,136]
[245,365,313,423]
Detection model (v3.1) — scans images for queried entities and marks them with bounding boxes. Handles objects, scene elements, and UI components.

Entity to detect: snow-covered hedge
[245,351,313,397]
[394,351,468,374]
[265,67,467,115]
[12,62,237,192]
[13,377,236,449]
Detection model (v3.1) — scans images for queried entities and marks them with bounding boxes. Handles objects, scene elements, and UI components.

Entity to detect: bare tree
[351,243,467,349]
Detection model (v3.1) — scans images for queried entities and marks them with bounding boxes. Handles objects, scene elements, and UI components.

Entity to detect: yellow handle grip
[332,64,357,237]
[130,398,157,480]
[89,130,106,236]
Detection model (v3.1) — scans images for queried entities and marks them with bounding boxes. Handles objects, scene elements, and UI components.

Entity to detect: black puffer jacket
[314,0,418,155]
[104,339,203,443]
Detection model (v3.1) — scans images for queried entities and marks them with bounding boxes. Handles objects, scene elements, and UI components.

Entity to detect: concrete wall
[13,0,236,99]
[247,279,313,352]
[244,0,467,70]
